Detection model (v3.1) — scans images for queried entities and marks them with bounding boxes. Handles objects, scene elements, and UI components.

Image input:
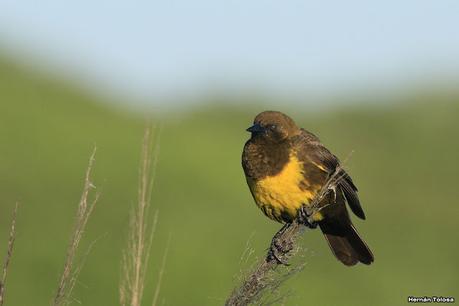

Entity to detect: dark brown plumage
[242,111,374,266]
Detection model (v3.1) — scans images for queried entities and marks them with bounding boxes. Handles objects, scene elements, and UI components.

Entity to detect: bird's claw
[268,235,293,265]
[298,205,318,229]
[267,224,293,265]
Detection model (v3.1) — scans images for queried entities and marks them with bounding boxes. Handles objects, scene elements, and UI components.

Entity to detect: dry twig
[53,148,99,306]
[120,126,161,306]
[0,203,19,306]
[225,167,346,306]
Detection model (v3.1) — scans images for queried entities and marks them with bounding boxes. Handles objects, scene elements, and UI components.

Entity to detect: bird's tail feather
[319,221,374,266]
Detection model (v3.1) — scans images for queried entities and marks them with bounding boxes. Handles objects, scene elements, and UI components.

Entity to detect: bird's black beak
[246,123,265,133]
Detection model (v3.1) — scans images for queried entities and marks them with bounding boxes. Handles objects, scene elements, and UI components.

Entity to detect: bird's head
[246,111,299,143]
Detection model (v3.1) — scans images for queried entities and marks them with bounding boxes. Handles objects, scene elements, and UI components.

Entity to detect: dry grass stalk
[151,234,171,306]
[0,202,19,306]
[225,167,346,306]
[120,126,161,306]
[53,148,99,306]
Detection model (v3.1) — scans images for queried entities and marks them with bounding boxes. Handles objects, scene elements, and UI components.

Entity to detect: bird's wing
[294,129,366,220]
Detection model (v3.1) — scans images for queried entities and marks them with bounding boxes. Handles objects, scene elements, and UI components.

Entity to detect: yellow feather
[251,152,322,222]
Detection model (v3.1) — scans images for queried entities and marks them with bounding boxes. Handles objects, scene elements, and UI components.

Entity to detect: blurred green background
[0,55,458,306]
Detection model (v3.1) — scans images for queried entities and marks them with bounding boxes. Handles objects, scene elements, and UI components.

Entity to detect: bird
[241,110,374,266]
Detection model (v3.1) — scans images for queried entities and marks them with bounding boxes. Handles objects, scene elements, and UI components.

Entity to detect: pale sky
[0,0,458,106]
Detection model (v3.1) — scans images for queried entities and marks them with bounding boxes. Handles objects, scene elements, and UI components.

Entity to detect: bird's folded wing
[295,129,366,219]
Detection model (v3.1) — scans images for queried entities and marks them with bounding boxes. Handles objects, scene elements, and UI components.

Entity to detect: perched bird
[242,111,374,266]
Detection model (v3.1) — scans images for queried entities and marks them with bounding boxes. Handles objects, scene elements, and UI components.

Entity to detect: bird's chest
[248,154,316,220]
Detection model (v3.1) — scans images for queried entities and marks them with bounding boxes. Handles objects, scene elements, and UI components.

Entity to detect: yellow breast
[250,153,323,222]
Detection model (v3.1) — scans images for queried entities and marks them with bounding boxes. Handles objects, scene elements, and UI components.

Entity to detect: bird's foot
[298,205,318,229]
[267,224,293,265]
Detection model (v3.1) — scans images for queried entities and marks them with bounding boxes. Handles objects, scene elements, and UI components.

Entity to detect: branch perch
[225,167,346,306]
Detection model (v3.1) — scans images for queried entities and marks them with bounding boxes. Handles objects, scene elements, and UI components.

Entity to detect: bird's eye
[269,124,277,130]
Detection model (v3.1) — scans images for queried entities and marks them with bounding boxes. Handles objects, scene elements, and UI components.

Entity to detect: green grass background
[0,57,458,305]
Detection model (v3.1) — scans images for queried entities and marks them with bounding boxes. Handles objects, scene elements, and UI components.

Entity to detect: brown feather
[319,220,374,266]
